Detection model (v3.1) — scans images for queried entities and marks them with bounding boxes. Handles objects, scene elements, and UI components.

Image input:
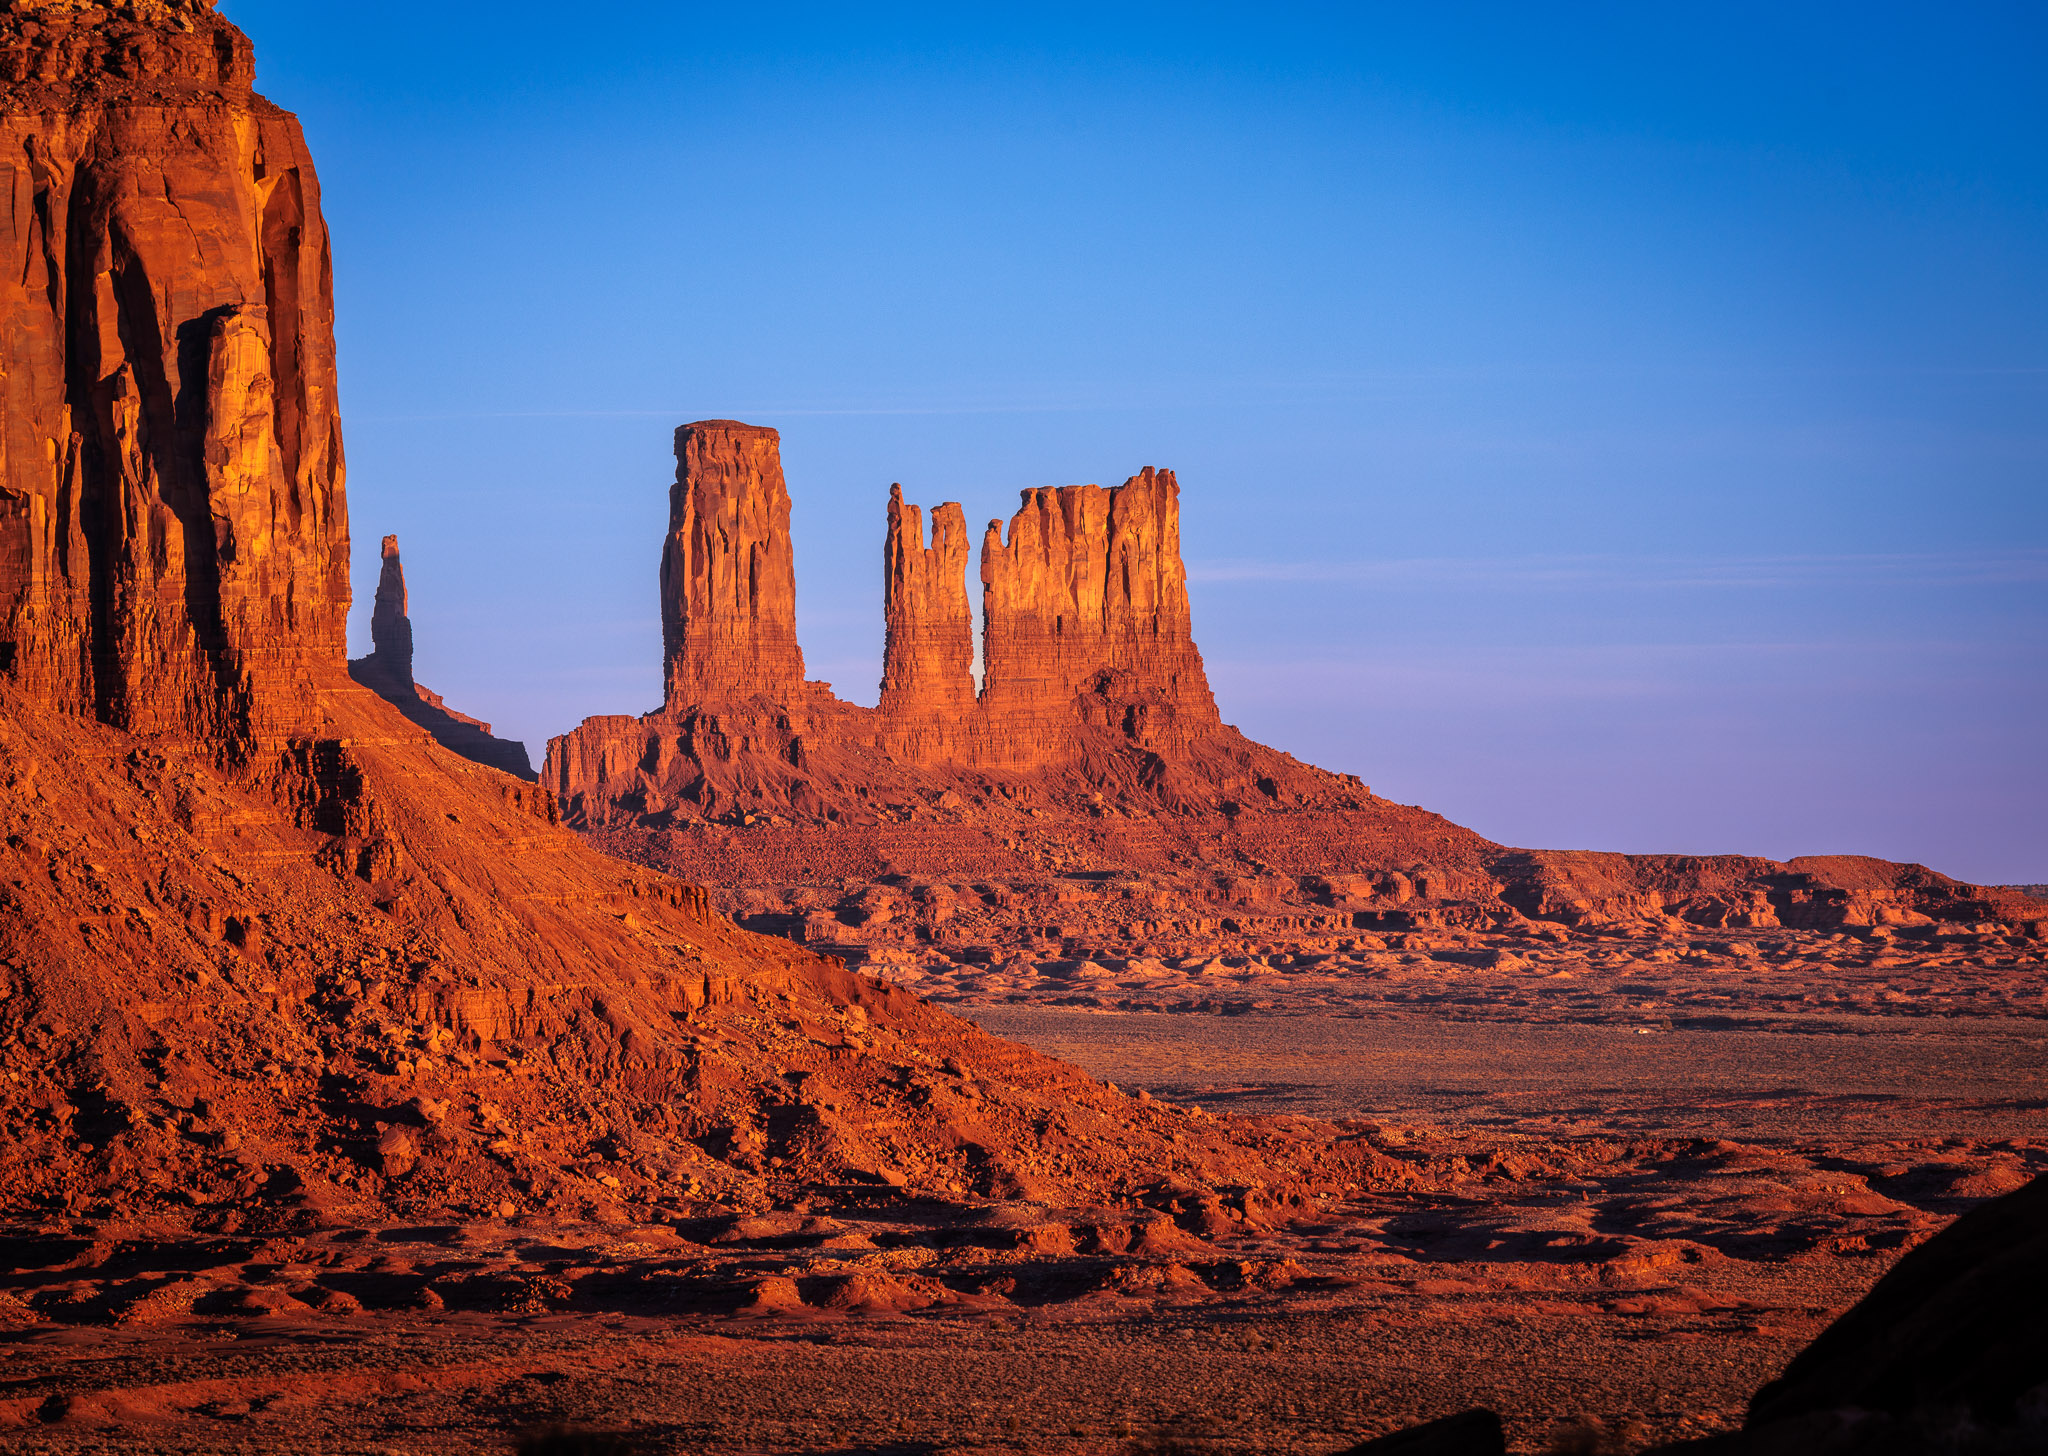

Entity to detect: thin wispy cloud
[1187,549,2048,591]
[351,403,1109,423]
[1204,635,2045,710]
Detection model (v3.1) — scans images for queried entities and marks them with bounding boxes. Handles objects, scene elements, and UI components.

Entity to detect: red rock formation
[661,420,806,707]
[1,2,1302,1251]
[550,429,1276,826]
[348,534,536,780]
[0,0,347,749]
[980,467,1218,763]
[879,483,975,748]
[548,422,2045,952]
[367,534,413,685]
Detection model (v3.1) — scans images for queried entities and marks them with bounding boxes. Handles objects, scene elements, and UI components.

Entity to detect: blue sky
[230,1,2046,882]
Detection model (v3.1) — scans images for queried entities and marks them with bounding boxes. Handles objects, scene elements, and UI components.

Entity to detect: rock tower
[979,466,1218,763]
[346,535,536,781]
[660,421,806,707]
[546,422,1247,824]
[0,0,348,748]
[880,484,976,752]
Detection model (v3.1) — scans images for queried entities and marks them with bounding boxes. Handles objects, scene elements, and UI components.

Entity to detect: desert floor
[5,1005,2043,1455]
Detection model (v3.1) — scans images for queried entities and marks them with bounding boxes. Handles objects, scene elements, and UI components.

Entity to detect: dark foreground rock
[1651,1172,2048,1454]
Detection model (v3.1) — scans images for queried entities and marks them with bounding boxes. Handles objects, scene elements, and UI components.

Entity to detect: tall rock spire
[348,533,536,781]
[0,0,349,748]
[368,535,414,688]
[660,421,806,707]
[880,484,975,725]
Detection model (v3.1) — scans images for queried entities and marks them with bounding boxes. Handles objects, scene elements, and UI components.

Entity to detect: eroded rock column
[660,420,806,707]
[880,484,975,724]
[366,535,414,688]
[978,468,1217,762]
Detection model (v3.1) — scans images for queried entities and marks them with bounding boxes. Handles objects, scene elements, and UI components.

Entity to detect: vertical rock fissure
[259,164,304,522]
[1,1,349,748]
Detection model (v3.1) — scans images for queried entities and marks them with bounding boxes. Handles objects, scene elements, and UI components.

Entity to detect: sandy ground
[972,1008,2048,1143]
[6,1005,2043,1455]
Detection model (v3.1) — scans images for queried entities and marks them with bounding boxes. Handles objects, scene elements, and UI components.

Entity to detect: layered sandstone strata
[0,0,347,748]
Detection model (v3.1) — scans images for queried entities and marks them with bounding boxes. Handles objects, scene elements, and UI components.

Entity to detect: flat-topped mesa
[661,421,806,708]
[879,484,975,740]
[0,2,255,104]
[0,0,349,747]
[980,467,1219,762]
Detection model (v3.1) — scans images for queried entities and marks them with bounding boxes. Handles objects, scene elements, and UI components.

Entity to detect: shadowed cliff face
[347,535,536,781]
[0,0,348,749]
[367,533,413,687]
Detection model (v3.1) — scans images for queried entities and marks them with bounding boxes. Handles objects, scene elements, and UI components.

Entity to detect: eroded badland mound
[546,424,2043,1020]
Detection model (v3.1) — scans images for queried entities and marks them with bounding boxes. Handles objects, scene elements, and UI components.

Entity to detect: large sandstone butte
[545,423,2043,989]
[548,420,1317,824]
[0,0,346,750]
[0,0,1326,1238]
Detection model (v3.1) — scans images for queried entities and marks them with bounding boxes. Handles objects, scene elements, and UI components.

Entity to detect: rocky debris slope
[0,673,1373,1235]
[349,534,536,780]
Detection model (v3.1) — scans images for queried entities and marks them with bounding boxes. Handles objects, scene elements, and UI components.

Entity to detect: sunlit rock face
[549,421,1247,827]
[661,420,808,708]
[977,464,1220,766]
[0,0,349,748]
